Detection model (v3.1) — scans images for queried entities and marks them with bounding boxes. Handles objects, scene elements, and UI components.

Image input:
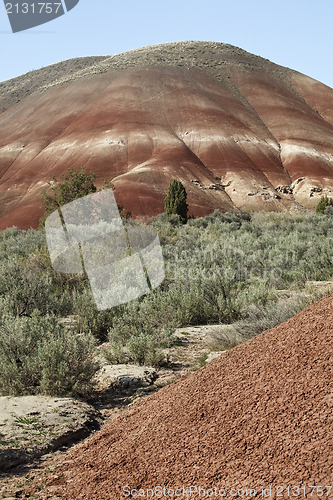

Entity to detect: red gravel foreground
[36,295,333,499]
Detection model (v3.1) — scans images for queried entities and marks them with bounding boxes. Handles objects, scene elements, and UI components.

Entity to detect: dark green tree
[316,195,333,214]
[164,179,188,223]
[39,167,130,228]
[40,167,98,226]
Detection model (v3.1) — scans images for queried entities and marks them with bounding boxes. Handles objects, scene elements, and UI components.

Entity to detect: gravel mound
[30,294,333,498]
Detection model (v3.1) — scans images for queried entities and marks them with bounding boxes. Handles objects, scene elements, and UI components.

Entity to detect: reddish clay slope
[33,294,333,499]
[1,42,333,229]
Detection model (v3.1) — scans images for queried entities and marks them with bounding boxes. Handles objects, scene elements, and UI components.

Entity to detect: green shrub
[73,289,115,341]
[0,311,98,396]
[0,296,11,316]
[0,227,45,261]
[164,179,188,223]
[234,292,317,338]
[103,341,128,365]
[104,332,166,368]
[128,334,165,367]
[0,257,73,317]
[37,329,98,396]
[324,205,333,216]
[316,195,333,214]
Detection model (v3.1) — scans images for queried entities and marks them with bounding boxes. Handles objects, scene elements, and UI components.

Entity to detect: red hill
[1,42,333,229]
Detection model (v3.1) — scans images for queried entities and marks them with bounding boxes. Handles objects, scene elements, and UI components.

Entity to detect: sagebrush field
[0,209,332,397]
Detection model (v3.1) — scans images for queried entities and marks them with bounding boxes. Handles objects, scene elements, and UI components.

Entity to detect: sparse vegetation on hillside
[0,41,295,108]
[0,210,332,396]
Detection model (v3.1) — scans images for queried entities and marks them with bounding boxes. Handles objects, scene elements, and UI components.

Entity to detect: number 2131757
[5,3,62,14]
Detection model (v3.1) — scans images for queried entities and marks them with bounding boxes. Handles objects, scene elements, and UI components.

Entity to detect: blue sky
[1,0,333,88]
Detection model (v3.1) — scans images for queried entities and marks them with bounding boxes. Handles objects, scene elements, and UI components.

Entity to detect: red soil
[31,294,333,499]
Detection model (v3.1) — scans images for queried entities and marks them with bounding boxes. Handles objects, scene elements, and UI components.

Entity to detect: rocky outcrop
[0,396,100,471]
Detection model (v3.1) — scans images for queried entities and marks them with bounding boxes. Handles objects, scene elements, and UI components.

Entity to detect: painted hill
[28,293,333,498]
[1,41,333,229]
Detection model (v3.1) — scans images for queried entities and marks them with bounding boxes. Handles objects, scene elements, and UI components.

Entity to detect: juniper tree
[39,167,129,228]
[164,179,188,223]
[40,167,98,227]
[316,195,333,214]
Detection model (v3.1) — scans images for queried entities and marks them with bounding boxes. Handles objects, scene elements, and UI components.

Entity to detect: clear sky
[1,0,333,88]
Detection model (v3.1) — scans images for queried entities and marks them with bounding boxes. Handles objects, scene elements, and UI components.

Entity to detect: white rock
[94,364,157,390]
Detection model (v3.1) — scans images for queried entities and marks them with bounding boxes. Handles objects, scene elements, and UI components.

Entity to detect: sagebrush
[0,209,332,390]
